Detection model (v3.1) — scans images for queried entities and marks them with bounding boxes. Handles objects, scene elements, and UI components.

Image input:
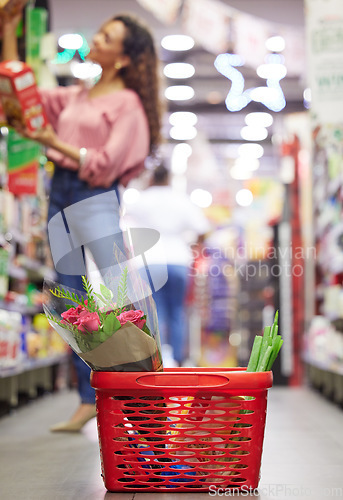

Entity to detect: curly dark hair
[111,14,162,156]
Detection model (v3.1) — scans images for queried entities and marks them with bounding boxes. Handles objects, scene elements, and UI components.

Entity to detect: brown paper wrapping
[78,321,163,372]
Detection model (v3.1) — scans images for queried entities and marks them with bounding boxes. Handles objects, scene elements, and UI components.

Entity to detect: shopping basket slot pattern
[91,368,273,492]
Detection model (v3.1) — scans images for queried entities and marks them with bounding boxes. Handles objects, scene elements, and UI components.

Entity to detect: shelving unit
[188,250,239,367]
[0,353,70,413]
[0,5,71,417]
[0,126,70,415]
[304,353,343,405]
[305,123,343,402]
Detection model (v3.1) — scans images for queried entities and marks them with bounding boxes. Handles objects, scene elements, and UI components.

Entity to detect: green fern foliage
[49,286,84,307]
[117,267,128,310]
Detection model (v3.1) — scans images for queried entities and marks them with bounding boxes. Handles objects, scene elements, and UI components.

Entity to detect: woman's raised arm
[1,11,22,61]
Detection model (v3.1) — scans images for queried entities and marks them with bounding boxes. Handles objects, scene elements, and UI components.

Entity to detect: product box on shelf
[0,60,48,131]
[0,101,6,124]
[0,309,22,368]
[0,247,9,299]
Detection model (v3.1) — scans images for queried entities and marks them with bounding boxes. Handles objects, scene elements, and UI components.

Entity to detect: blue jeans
[48,167,122,404]
[149,264,189,364]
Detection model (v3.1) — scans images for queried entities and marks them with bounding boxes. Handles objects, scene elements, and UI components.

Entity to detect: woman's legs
[148,264,189,364]
[165,265,188,364]
[72,352,96,404]
[48,169,122,426]
[48,169,95,413]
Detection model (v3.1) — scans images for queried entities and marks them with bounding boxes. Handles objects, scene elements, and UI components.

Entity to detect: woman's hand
[12,121,58,148]
[1,9,23,60]
[1,11,22,32]
[12,121,87,168]
[78,162,95,184]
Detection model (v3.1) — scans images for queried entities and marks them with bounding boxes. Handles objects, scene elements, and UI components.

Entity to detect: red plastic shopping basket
[91,367,273,492]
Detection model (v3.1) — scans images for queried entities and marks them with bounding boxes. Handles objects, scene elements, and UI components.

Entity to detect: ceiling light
[123,188,140,205]
[163,62,195,79]
[169,111,197,127]
[238,143,264,158]
[169,126,197,140]
[236,189,253,207]
[250,87,279,101]
[245,112,273,128]
[303,87,311,109]
[265,53,285,65]
[173,143,193,157]
[240,126,268,141]
[257,63,287,80]
[265,36,286,53]
[190,188,212,208]
[230,166,253,180]
[171,143,192,174]
[171,160,187,175]
[161,34,194,51]
[280,156,295,184]
[235,157,260,171]
[215,53,244,69]
[215,51,286,113]
[58,33,83,50]
[165,85,194,101]
[70,61,102,80]
[303,88,311,102]
[250,86,285,111]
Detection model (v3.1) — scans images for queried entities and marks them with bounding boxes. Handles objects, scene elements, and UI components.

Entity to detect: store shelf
[0,353,69,379]
[8,263,27,280]
[16,255,56,281]
[304,353,343,405]
[303,352,343,376]
[0,353,70,409]
[0,299,43,315]
[327,177,342,197]
[4,227,29,246]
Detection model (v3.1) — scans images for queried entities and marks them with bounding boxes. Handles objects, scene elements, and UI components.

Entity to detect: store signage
[182,0,231,54]
[182,0,305,76]
[306,0,343,122]
[136,0,182,24]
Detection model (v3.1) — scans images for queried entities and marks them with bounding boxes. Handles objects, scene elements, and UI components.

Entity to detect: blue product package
[161,464,197,487]
[128,435,164,472]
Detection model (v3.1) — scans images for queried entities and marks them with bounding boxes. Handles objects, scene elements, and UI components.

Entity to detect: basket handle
[137,373,231,388]
[135,371,272,390]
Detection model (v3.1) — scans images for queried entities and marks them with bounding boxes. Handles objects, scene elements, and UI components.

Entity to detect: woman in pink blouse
[3,12,161,431]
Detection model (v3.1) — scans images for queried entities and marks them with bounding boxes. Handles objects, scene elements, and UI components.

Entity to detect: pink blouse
[39,85,150,188]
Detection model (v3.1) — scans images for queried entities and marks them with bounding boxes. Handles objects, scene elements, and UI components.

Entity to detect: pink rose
[74,310,101,333]
[61,301,89,325]
[116,309,146,330]
[61,306,80,325]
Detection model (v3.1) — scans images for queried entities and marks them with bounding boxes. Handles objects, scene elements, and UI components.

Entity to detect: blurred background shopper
[124,164,210,366]
[2,10,161,431]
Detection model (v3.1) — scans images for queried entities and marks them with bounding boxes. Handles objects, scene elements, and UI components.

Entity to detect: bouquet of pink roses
[43,267,163,372]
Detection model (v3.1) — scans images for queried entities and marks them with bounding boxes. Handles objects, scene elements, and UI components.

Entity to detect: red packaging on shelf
[0,60,48,131]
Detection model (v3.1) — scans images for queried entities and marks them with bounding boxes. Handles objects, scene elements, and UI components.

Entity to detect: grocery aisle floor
[0,385,342,500]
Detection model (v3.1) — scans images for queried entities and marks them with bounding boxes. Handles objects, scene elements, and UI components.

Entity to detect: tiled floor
[0,384,342,500]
